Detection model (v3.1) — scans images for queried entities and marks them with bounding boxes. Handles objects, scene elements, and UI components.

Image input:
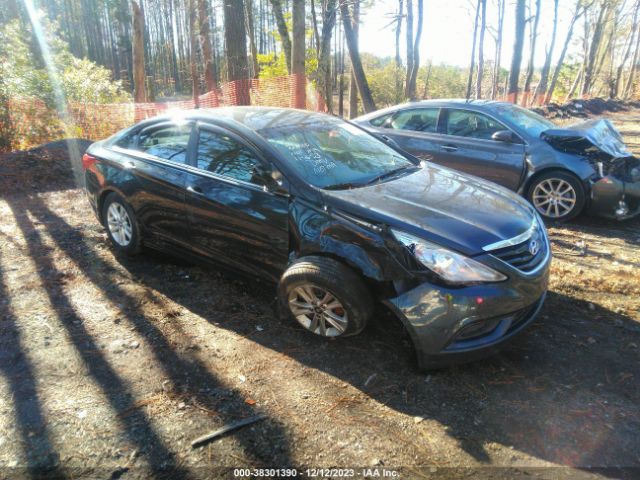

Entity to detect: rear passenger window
[196,130,267,185]
[390,109,439,133]
[445,110,507,140]
[137,124,192,164]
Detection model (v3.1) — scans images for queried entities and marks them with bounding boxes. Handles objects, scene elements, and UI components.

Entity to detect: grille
[490,233,547,273]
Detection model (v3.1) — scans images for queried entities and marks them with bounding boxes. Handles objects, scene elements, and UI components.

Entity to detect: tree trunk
[223,0,251,104]
[476,0,487,99]
[395,0,403,102]
[340,1,376,113]
[405,0,414,98]
[491,0,505,99]
[269,0,292,73]
[545,4,582,104]
[348,0,360,118]
[507,0,525,103]
[188,0,199,107]
[522,0,541,106]
[197,0,217,92]
[406,0,423,100]
[566,66,583,102]
[466,0,481,101]
[533,0,558,105]
[131,0,148,102]
[624,20,640,98]
[318,0,338,113]
[614,0,639,98]
[245,0,260,78]
[582,4,608,97]
[310,0,321,56]
[291,0,306,108]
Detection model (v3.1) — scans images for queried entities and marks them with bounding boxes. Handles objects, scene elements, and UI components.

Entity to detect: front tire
[102,192,141,255]
[527,171,585,222]
[278,256,373,338]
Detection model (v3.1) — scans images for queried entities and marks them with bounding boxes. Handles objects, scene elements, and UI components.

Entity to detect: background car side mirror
[491,130,517,143]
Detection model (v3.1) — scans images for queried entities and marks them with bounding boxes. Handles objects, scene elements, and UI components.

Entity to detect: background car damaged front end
[590,156,640,220]
[542,119,640,219]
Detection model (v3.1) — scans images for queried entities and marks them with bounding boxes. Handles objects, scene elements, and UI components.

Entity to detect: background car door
[367,108,445,163]
[184,124,289,281]
[431,108,526,190]
[118,121,194,247]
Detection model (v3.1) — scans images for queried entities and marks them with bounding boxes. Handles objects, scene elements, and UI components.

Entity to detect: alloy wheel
[532,178,577,219]
[288,284,349,337]
[107,202,133,246]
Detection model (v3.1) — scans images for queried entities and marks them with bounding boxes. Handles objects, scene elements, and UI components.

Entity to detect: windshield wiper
[323,181,368,190]
[363,165,420,186]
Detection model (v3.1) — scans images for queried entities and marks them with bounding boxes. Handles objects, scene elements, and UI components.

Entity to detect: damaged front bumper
[590,174,640,220]
[384,253,550,370]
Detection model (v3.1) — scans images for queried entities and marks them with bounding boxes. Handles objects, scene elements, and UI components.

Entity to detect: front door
[432,108,526,190]
[184,124,289,281]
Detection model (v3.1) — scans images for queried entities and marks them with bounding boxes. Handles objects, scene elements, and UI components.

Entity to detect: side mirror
[491,130,516,143]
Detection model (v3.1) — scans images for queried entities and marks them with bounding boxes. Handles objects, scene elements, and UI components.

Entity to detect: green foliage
[0,16,131,106]
[257,53,289,78]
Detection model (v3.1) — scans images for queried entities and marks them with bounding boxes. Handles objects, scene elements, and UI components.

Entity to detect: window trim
[440,108,526,145]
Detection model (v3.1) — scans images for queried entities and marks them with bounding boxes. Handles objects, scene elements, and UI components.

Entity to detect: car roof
[194,106,338,131]
[353,99,511,122]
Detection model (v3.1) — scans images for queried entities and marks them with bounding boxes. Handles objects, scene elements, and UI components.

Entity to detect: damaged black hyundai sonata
[83,107,550,369]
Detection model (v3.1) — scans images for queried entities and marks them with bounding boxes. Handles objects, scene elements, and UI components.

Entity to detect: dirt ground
[0,110,639,480]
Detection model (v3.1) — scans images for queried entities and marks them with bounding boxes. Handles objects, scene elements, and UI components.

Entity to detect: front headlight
[392,230,507,284]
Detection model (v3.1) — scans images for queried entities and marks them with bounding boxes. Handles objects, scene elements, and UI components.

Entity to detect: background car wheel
[278,256,373,338]
[527,171,585,222]
[102,192,141,255]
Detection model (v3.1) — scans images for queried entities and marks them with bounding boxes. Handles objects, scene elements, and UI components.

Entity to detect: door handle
[124,160,136,169]
[187,185,204,194]
[441,144,458,152]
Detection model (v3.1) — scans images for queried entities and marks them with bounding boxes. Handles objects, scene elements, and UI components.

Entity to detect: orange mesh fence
[5,75,324,150]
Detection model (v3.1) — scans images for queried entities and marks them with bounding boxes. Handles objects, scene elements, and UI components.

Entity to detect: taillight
[82,153,97,170]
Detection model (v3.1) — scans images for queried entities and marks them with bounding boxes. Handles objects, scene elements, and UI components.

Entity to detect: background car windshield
[258,119,415,188]
[493,104,555,138]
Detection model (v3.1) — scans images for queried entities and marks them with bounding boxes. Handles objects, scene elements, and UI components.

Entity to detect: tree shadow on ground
[7,195,295,478]
[110,244,640,474]
[0,253,65,479]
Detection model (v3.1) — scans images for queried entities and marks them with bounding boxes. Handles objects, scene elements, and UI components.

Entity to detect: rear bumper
[384,254,550,370]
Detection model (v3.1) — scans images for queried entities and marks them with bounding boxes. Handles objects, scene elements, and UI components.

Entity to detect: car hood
[321,163,537,256]
[541,118,631,160]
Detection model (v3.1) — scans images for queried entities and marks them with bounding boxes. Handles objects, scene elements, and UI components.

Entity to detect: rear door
[366,107,445,163]
[114,121,194,247]
[184,124,289,281]
[433,108,526,190]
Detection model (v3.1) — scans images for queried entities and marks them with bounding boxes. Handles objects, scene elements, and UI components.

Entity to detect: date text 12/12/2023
[232,468,401,478]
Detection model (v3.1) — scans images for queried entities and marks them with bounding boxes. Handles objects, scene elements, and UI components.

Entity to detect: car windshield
[492,104,555,138]
[258,118,416,189]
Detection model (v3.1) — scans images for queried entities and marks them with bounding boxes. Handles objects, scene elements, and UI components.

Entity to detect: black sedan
[355,100,640,221]
[83,107,550,369]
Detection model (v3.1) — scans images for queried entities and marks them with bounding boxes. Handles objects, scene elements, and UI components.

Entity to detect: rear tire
[527,171,585,222]
[102,192,141,255]
[278,256,373,338]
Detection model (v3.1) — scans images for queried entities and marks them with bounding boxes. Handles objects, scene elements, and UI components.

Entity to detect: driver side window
[445,109,507,140]
[196,129,271,186]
